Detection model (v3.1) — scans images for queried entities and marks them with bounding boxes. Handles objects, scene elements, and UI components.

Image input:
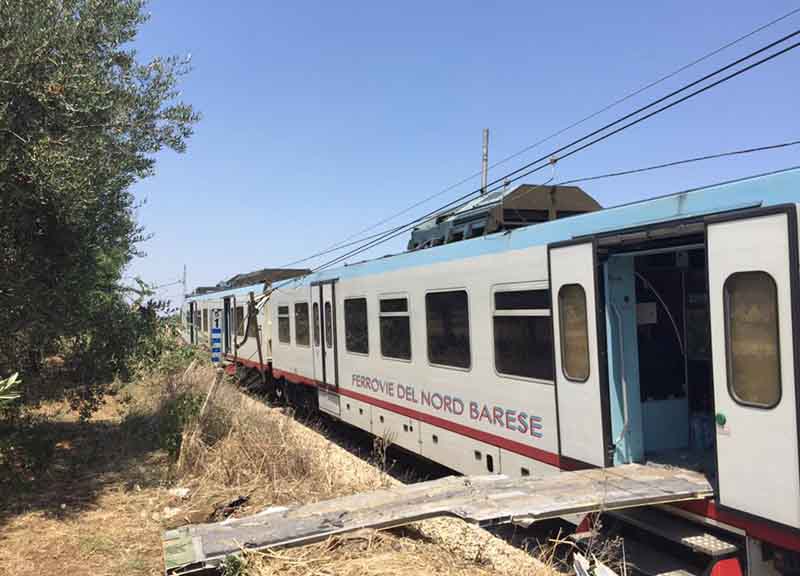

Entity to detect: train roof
[275,166,800,290]
[185,269,309,303]
[185,282,266,303]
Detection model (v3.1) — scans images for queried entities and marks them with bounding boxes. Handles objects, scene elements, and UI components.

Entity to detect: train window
[558,284,589,381]
[380,297,411,360]
[312,302,320,346]
[495,289,550,310]
[195,311,201,329]
[426,290,470,369]
[235,306,245,337]
[294,302,310,346]
[247,305,258,338]
[325,301,333,349]
[202,309,208,332]
[344,298,367,354]
[724,271,781,408]
[493,289,554,381]
[277,305,290,343]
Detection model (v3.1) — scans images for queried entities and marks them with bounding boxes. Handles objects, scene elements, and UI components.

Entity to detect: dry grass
[0,363,554,576]
[166,366,389,526]
[241,529,501,576]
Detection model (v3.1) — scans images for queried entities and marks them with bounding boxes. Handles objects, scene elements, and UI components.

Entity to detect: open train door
[312,280,341,415]
[706,206,800,528]
[550,240,610,468]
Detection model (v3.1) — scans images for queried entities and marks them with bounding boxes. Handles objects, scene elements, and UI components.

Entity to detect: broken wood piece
[162,463,713,575]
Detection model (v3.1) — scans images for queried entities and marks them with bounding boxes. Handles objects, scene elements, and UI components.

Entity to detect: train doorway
[603,241,713,475]
[311,280,339,390]
[599,206,800,528]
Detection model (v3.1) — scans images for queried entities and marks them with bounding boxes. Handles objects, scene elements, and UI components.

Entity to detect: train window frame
[235,306,245,338]
[294,302,310,347]
[202,309,208,333]
[343,296,368,355]
[379,294,412,362]
[277,304,290,344]
[491,282,554,384]
[557,283,590,383]
[312,302,320,347]
[425,288,472,371]
[324,301,333,349]
[246,304,259,338]
[723,270,782,409]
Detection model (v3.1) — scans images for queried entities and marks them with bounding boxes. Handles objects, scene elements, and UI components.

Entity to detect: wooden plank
[163,464,713,575]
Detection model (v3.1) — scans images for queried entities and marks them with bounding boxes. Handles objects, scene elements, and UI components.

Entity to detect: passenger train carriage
[183,168,800,575]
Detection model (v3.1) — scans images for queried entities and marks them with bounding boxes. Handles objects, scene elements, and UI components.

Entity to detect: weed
[221,554,247,576]
[159,391,203,460]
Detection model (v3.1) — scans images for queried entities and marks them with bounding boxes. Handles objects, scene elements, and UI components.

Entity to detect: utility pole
[481,128,489,195]
[182,264,187,305]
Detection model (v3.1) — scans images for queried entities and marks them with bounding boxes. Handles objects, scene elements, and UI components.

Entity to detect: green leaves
[0,0,199,410]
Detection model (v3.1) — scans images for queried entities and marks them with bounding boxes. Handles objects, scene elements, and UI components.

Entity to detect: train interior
[601,230,717,481]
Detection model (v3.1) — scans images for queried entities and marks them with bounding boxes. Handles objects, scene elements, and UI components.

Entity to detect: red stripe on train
[271,367,566,469]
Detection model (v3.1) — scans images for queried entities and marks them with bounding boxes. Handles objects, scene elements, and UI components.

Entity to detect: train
[181,167,800,576]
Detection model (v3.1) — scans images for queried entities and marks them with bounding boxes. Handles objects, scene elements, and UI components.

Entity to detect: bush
[159,391,203,461]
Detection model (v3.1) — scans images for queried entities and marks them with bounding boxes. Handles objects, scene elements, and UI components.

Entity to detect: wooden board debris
[163,464,713,575]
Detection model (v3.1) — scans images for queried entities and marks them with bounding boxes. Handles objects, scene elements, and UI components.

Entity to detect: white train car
[183,283,270,371]
[269,168,800,575]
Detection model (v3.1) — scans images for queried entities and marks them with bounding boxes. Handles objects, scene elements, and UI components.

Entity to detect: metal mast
[481,128,489,195]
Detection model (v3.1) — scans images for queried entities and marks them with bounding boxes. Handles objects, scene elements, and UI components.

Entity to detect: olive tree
[0,0,199,406]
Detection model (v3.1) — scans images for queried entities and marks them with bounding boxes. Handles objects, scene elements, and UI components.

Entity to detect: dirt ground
[0,366,553,576]
[0,397,170,575]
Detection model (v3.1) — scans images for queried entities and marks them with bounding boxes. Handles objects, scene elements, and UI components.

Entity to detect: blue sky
[128,1,800,301]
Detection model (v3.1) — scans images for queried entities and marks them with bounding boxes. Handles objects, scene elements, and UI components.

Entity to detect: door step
[610,507,739,558]
[623,537,700,576]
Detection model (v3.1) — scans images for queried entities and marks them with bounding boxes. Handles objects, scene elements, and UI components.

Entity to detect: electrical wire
[473,37,800,195]
[473,29,800,194]
[152,280,183,290]
[556,140,800,185]
[303,28,800,275]
[483,6,800,173]
[278,7,800,269]
[306,33,800,275]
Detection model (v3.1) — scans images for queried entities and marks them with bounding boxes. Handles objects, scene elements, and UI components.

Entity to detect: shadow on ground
[0,402,169,528]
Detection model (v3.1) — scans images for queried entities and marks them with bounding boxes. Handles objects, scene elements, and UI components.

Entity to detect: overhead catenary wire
[469,29,800,196]
[152,279,183,290]
[474,36,800,195]
[472,6,800,174]
[278,7,800,269]
[556,140,800,185]
[305,32,800,275]
[297,28,800,276]
[312,144,800,279]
